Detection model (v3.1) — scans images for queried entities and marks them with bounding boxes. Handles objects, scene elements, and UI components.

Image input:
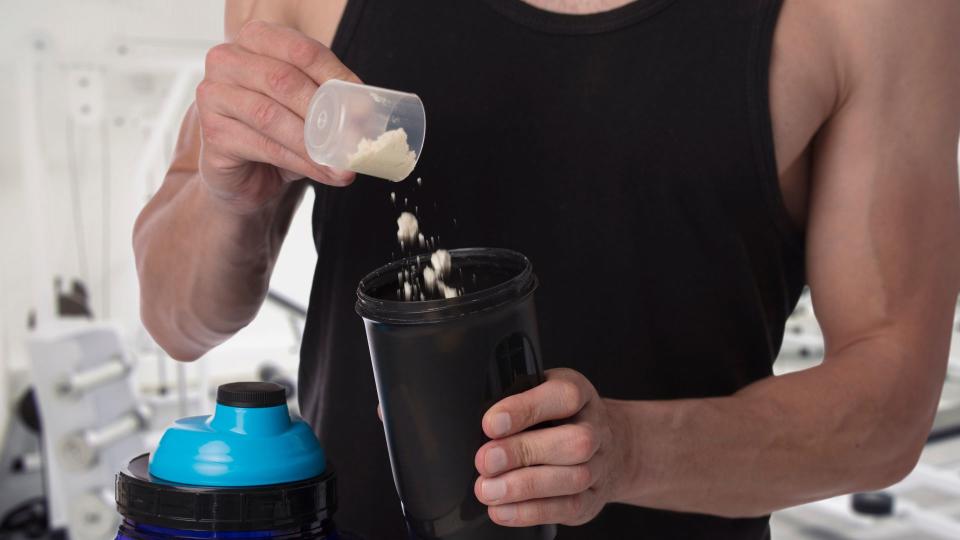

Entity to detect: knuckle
[198,115,223,145]
[195,80,215,105]
[521,502,547,525]
[571,425,599,459]
[565,512,591,526]
[266,64,301,96]
[570,464,593,491]
[288,38,321,68]
[556,380,583,414]
[550,367,579,381]
[257,135,285,162]
[519,395,541,427]
[567,493,585,517]
[204,43,233,71]
[517,472,538,499]
[515,439,537,467]
[250,99,280,129]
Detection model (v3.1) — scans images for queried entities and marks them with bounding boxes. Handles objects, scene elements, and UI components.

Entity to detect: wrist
[190,177,279,263]
[605,398,701,508]
[603,398,644,505]
[196,172,287,220]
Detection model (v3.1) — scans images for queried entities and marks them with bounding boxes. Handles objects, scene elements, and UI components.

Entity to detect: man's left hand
[474,368,634,527]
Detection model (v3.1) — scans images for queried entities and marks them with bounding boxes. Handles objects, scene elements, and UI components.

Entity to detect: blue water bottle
[115,382,360,540]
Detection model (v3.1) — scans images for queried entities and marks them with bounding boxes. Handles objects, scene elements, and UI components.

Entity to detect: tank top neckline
[479,0,677,35]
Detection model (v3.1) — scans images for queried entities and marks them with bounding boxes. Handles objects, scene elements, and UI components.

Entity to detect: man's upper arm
[805,1,960,375]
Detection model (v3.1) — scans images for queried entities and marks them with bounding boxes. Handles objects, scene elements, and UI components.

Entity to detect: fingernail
[481,478,507,502]
[485,447,508,475]
[493,504,517,522]
[490,413,511,437]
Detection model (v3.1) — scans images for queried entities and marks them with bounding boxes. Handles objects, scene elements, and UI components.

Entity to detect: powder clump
[348,128,417,181]
[397,212,419,245]
[430,249,451,278]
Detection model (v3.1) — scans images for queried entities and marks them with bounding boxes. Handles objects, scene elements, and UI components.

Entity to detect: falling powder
[397,212,419,245]
[430,249,451,277]
[423,267,437,291]
[439,282,459,299]
[390,176,461,301]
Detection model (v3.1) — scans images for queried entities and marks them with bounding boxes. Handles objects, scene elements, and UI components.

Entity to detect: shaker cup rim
[356,247,537,324]
[116,453,337,531]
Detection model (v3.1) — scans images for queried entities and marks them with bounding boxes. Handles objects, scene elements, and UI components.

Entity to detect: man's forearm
[134,173,303,360]
[611,340,942,517]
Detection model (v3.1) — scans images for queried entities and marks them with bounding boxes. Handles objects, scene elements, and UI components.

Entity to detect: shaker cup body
[356,248,556,540]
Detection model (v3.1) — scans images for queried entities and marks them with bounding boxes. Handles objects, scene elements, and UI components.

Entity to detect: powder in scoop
[347,128,417,181]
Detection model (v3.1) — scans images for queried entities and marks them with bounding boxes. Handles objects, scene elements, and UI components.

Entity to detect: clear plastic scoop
[304,79,426,182]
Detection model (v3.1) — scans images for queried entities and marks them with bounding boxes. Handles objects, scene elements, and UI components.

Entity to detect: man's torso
[291,0,844,233]
[286,1,827,538]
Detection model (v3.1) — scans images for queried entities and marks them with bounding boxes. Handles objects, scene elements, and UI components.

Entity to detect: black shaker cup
[356,248,557,540]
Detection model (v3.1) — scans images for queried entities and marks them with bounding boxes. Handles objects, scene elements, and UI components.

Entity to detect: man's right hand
[196,20,358,215]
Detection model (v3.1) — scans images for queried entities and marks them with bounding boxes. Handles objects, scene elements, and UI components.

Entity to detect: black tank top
[299,1,804,538]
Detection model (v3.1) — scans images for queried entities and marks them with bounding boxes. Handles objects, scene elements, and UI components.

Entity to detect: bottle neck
[207,404,291,435]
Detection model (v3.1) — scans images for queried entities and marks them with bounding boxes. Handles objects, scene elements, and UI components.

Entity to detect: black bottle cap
[115,454,337,531]
[216,382,286,408]
[851,491,895,517]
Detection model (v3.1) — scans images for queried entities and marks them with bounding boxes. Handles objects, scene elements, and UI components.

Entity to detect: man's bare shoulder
[810,0,960,104]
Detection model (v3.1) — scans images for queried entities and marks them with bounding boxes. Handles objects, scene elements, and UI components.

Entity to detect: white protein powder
[430,249,451,277]
[347,128,417,181]
[397,212,419,245]
[423,266,437,291]
[439,282,460,299]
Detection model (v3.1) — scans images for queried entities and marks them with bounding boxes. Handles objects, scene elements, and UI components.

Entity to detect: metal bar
[266,289,309,319]
[56,358,128,397]
[17,58,55,326]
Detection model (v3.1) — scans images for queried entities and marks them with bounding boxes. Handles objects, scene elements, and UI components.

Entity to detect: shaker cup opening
[356,248,537,324]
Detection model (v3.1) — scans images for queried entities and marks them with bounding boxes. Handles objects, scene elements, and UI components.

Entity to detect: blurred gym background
[0,1,959,539]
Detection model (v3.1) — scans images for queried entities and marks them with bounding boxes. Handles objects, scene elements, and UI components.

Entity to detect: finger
[376,403,383,422]
[199,113,352,187]
[204,43,318,118]
[234,20,360,85]
[475,422,599,477]
[488,492,601,527]
[483,368,596,439]
[474,463,596,505]
[199,80,310,164]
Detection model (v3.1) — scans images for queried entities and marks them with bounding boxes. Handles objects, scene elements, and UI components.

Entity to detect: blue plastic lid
[148,382,325,486]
